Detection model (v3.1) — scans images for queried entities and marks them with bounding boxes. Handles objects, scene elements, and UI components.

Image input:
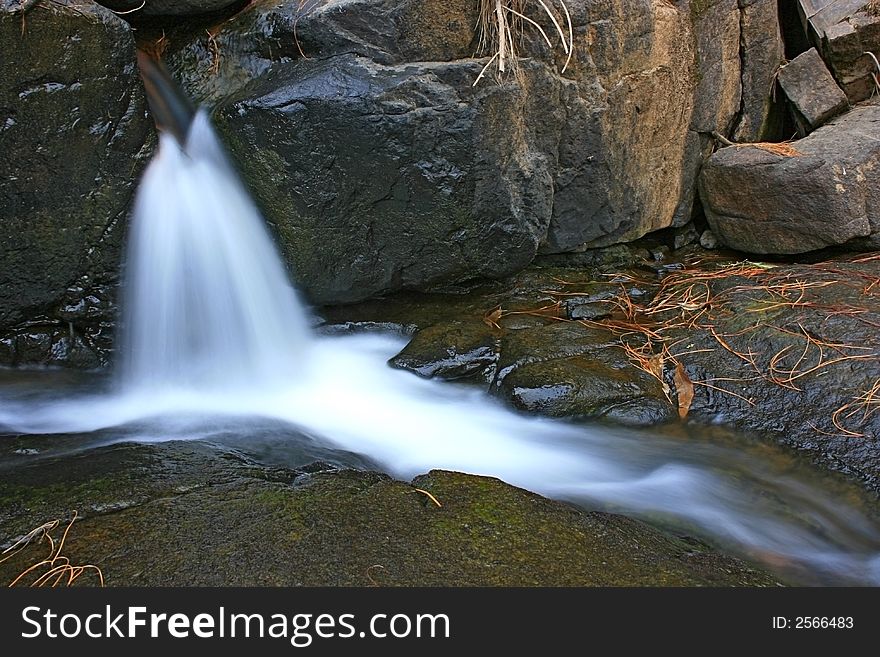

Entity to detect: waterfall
[120,111,311,392]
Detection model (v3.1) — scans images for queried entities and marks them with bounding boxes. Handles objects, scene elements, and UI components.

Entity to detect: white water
[2,111,880,584]
[120,113,310,390]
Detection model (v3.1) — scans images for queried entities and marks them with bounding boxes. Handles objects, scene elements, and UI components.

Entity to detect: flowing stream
[2,112,879,584]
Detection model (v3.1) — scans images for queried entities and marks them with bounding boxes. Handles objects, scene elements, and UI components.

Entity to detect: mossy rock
[0,440,777,586]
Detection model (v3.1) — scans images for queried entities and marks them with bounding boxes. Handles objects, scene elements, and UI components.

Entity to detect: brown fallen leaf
[674,362,694,419]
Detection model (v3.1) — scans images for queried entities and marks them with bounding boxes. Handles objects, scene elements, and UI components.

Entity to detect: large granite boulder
[698,101,880,254]
[214,55,559,304]
[0,1,153,363]
[163,0,764,304]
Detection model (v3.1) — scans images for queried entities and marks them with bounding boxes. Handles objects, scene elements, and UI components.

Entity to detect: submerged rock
[699,101,880,254]
[0,440,778,586]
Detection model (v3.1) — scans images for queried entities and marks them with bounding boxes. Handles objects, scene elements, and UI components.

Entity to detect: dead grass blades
[1,511,104,587]
[864,50,880,96]
[710,131,803,157]
[206,27,222,76]
[832,378,880,437]
[474,0,574,86]
[747,141,803,157]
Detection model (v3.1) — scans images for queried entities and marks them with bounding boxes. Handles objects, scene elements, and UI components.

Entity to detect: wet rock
[699,102,880,254]
[55,283,116,323]
[319,320,416,337]
[12,331,53,364]
[533,244,652,271]
[494,322,618,380]
[0,337,14,363]
[566,300,614,321]
[48,333,102,369]
[673,223,700,250]
[0,441,777,586]
[497,356,675,424]
[491,322,674,423]
[649,256,880,491]
[389,319,499,381]
[161,0,747,303]
[601,396,678,426]
[97,1,242,17]
[650,245,672,262]
[330,251,880,490]
[0,1,152,340]
[777,48,849,135]
[214,54,558,305]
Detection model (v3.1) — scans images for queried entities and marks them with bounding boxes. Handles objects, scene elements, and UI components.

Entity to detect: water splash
[2,112,880,585]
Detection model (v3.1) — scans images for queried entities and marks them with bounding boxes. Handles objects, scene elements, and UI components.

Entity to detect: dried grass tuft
[474,0,574,86]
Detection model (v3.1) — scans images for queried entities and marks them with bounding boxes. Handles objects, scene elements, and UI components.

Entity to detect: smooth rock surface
[97,0,242,17]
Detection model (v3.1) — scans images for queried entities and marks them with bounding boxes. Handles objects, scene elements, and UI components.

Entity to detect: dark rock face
[733,0,785,142]
[777,47,849,135]
[0,439,779,586]
[97,1,242,17]
[163,0,762,304]
[214,55,559,304]
[699,102,880,254]
[0,0,153,364]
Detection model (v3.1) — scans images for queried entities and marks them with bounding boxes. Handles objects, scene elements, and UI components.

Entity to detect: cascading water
[120,111,311,391]
[2,110,880,584]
